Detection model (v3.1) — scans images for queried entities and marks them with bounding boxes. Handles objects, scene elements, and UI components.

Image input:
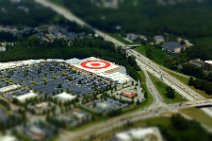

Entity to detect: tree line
[0,36,140,80]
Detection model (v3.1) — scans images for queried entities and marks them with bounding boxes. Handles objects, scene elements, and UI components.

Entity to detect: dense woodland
[0,0,56,26]
[160,114,212,141]
[0,0,91,33]
[53,0,212,60]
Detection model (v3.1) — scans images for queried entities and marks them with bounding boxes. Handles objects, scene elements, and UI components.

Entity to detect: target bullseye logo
[81,60,111,69]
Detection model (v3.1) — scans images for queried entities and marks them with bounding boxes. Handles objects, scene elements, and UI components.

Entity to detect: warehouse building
[66,57,132,84]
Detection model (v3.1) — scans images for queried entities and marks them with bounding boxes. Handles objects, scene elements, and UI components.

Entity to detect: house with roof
[112,127,163,141]
[162,41,183,54]
[0,42,6,52]
[122,91,137,99]
[205,60,212,70]
[154,35,165,45]
[188,59,205,68]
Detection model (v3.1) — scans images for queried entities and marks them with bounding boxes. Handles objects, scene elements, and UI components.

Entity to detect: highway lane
[168,99,212,110]
[33,0,211,108]
[59,98,212,141]
[137,60,164,108]
[31,1,168,141]
[33,0,165,107]
[127,49,212,117]
[59,105,168,141]
[33,0,212,140]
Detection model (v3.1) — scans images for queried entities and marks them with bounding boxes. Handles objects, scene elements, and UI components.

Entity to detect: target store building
[66,57,131,84]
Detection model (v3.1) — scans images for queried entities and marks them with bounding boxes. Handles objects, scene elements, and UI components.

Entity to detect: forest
[52,0,212,60]
[0,0,56,26]
[0,0,91,33]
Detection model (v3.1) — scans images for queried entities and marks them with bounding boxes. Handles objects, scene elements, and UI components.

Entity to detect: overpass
[168,99,212,110]
[124,44,141,50]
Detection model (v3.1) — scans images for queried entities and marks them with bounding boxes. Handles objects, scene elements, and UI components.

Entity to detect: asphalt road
[127,49,212,117]
[33,0,212,140]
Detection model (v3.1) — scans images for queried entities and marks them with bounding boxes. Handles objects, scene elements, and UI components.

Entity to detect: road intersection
[33,0,212,140]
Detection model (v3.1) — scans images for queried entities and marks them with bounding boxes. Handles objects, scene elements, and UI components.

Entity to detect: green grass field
[109,33,131,45]
[135,45,170,66]
[149,73,186,104]
[180,108,212,128]
[163,68,211,98]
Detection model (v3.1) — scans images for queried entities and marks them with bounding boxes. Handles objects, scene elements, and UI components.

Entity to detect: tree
[136,99,141,105]
[144,92,148,99]
[171,114,189,130]
[57,84,62,88]
[146,48,153,59]
[188,77,195,86]
[166,86,175,99]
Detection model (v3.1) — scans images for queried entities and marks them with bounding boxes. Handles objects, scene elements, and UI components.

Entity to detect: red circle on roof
[81,60,111,69]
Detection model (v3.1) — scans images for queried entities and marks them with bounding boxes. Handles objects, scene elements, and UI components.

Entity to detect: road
[33,0,163,107]
[168,99,212,110]
[33,0,212,140]
[137,60,164,105]
[127,49,212,117]
[59,106,168,141]
[34,0,125,47]
[59,98,212,141]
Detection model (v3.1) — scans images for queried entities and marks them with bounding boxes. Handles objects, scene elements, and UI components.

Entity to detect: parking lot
[51,108,92,128]
[86,98,128,113]
[0,62,110,97]
[0,80,10,89]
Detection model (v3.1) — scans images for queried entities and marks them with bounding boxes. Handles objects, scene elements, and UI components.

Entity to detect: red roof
[122,91,137,98]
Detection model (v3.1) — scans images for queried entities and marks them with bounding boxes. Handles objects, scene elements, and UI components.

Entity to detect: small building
[0,46,6,52]
[126,33,147,42]
[183,39,193,48]
[100,72,131,84]
[177,37,193,48]
[162,41,183,54]
[188,59,205,68]
[0,134,17,141]
[93,98,128,113]
[31,102,51,114]
[0,42,14,52]
[15,90,38,103]
[154,35,165,45]
[0,84,21,94]
[112,127,163,141]
[205,60,212,70]
[28,126,46,140]
[54,92,76,102]
[126,33,139,41]
[122,91,137,99]
[140,35,148,41]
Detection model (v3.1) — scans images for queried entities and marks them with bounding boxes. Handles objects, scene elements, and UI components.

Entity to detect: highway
[168,99,212,110]
[127,49,212,117]
[59,99,212,141]
[137,61,164,108]
[33,0,212,140]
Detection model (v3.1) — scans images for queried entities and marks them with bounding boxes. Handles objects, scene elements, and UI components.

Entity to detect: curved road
[33,0,212,140]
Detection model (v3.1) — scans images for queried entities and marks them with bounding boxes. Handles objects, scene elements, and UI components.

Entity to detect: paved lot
[0,62,110,97]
